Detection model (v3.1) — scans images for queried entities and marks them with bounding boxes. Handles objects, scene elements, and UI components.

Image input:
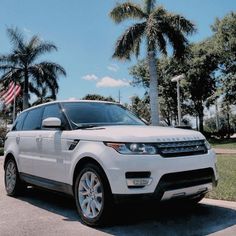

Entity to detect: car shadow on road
[19,187,80,222]
[19,187,236,236]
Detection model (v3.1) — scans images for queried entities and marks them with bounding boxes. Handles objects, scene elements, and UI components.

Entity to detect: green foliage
[207,154,236,201]
[205,116,234,139]
[129,95,150,122]
[82,94,116,102]
[212,12,236,105]
[130,57,194,125]
[110,1,195,60]
[0,125,7,148]
[0,27,66,109]
[210,138,236,150]
[110,0,195,125]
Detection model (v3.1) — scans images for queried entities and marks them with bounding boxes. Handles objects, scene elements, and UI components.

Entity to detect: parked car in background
[4,100,218,226]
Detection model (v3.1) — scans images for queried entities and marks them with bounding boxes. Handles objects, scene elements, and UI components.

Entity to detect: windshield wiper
[75,124,98,129]
[70,120,98,129]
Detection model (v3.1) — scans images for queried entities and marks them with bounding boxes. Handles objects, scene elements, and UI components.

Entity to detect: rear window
[22,107,44,130]
[12,112,27,131]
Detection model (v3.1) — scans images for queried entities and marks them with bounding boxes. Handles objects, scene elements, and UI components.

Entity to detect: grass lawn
[210,138,236,149]
[207,154,236,201]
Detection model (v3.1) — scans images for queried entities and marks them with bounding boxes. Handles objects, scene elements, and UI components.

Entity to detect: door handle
[36,137,42,142]
[16,136,20,144]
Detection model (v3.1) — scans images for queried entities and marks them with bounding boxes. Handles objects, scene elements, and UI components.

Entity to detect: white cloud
[107,64,119,72]
[23,27,31,34]
[68,97,78,101]
[23,27,33,39]
[96,76,130,88]
[82,74,98,81]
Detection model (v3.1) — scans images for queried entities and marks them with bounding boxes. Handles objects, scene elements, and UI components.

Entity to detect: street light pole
[171,74,185,126]
[176,79,181,126]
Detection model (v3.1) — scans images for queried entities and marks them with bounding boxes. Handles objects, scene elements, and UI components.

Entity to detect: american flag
[0,81,21,107]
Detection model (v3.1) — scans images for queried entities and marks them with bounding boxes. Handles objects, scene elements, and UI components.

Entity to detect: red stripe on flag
[5,85,21,105]
[1,82,14,100]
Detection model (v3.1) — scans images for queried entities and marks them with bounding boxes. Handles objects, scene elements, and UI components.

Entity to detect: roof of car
[21,100,119,113]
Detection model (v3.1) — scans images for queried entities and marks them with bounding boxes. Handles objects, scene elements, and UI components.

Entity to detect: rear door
[18,107,44,175]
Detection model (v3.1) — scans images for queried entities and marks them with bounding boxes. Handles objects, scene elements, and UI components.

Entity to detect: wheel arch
[4,153,16,170]
[72,156,112,194]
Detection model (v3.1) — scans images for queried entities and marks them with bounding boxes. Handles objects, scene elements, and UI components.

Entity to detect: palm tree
[0,27,66,109]
[110,0,195,125]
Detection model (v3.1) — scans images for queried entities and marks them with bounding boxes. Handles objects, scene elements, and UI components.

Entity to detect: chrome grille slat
[155,140,207,157]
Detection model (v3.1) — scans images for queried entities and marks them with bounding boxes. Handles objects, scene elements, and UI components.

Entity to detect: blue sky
[0,0,236,103]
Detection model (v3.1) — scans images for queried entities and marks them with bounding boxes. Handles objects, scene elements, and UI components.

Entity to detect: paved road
[0,157,236,236]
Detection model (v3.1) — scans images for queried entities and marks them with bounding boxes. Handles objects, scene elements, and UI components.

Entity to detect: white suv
[4,100,218,226]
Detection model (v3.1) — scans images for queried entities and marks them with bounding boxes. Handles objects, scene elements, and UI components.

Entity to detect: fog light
[126,178,152,187]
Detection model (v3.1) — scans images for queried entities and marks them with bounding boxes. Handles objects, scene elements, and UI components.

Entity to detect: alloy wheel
[78,171,103,219]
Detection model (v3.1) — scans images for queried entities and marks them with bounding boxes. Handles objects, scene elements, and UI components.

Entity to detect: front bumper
[105,149,218,197]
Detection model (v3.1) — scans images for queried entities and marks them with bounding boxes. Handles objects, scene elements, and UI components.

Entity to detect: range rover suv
[4,100,218,226]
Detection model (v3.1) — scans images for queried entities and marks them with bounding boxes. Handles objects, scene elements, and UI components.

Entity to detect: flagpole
[13,80,16,122]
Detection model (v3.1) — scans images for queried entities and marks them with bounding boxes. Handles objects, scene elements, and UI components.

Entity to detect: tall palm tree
[110,0,195,125]
[0,27,66,109]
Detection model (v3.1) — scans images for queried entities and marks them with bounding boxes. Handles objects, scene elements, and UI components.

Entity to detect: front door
[32,104,69,183]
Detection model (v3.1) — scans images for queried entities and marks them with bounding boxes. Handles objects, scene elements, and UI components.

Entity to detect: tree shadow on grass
[19,187,236,236]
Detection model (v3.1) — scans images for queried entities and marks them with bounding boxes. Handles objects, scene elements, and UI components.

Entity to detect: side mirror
[42,117,61,128]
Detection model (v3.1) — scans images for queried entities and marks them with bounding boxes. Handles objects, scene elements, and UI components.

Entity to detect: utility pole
[215,99,220,132]
[171,74,185,126]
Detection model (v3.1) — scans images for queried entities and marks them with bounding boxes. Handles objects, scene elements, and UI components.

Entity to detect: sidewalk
[214,148,236,155]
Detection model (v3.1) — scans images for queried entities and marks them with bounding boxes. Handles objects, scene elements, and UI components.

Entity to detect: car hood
[65,125,205,142]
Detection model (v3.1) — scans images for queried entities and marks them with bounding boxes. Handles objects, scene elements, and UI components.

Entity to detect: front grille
[157,168,214,191]
[155,140,207,157]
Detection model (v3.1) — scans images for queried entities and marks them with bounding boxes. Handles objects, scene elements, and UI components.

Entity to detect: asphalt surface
[0,156,236,236]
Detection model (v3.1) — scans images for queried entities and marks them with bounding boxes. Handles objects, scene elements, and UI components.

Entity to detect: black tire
[187,193,206,204]
[174,193,206,206]
[4,158,26,196]
[74,163,113,226]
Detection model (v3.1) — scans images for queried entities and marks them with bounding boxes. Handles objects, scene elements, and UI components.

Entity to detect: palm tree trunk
[147,50,159,125]
[23,69,29,110]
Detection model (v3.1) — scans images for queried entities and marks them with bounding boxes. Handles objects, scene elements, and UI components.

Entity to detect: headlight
[105,142,157,155]
[204,140,212,150]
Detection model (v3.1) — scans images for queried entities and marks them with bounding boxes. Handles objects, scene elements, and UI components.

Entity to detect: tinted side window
[22,107,44,131]
[12,112,27,131]
[42,104,68,129]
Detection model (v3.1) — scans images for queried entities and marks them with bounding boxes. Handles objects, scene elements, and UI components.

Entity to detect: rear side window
[22,107,44,131]
[12,112,27,131]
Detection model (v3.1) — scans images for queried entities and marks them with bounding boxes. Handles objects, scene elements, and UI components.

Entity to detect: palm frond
[110,2,146,23]
[148,7,194,58]
[0,68,23,84]
[0,65,20,73]
[113,22,146,60]
[167,13,196,35]
[164,26,188,58]
[28,41,57,64]
[133,37,142,58]
[144,0,156,14]
[7,27,25,51]
[150,6,169,22]
[37,62,66,76]
[0,54,19,65]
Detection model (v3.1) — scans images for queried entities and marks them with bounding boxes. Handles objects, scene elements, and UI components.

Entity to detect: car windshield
[62,102,145,129]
